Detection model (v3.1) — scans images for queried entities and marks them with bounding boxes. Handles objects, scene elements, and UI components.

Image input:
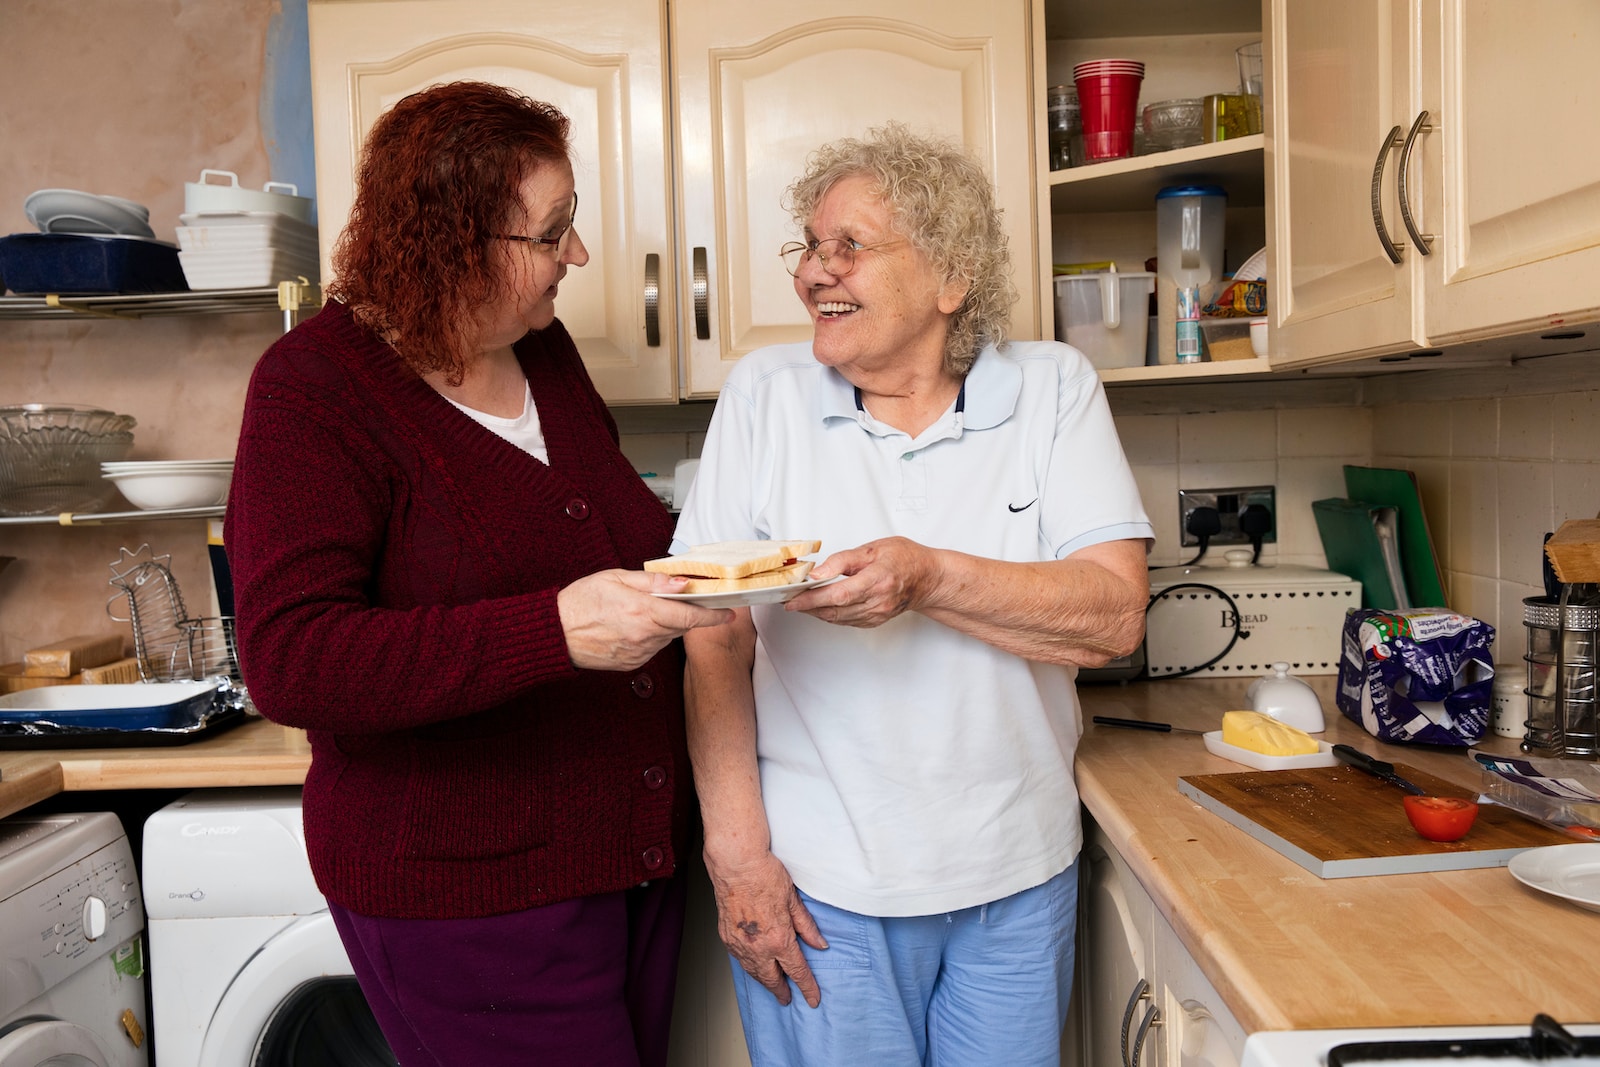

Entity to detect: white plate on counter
[1507,842,1600,912]
[1202,731,1338,771]
[653,573,842,609]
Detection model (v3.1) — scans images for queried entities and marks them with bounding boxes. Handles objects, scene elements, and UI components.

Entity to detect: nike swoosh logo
[1008,499,1037,513]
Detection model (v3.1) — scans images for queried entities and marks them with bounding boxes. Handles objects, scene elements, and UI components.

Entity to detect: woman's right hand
[705,846,828,1008]
[557,568,733,671]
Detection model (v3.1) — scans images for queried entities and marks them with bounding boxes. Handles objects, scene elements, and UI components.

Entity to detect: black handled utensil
[1332,743,1427,795]
[1093,716,1207,736]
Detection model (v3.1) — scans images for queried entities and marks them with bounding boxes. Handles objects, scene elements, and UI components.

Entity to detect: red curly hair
[326,81,572,383]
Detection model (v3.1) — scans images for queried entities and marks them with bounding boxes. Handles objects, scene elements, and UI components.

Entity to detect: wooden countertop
[1075,676,1600,1033]
[0,715,310,816]
[3,681,1597,1033]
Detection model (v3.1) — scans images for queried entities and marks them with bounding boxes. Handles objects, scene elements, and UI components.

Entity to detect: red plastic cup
[1074,60,1144,162]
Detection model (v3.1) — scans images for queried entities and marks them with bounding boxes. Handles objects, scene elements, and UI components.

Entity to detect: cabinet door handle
[643,253,661,347]
[1370,124,1406,264]
[692,246,710,340]
[1130,1002,1163,1067]
[1397,110,1435,257]
[1120,977,1151,1067]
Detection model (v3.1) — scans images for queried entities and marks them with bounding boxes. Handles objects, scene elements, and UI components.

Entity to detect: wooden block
[0,663,82,693]
[22,633,126,678]
[79,657,144,685]
[1545,519,1600,584]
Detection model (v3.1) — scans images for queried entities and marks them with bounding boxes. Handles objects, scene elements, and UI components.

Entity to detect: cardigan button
[643,766,667,790]
[565,499,590,520]
[631,674,655,698]
[642,847,665,871]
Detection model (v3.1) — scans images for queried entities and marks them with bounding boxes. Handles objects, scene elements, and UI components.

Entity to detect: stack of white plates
[24,189,155,239]
[101,459,234,510]
[176,211,319,290]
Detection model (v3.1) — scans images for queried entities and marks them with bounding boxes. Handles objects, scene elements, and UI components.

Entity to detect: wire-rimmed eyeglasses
[495,191,578,252]
[779,236,894,278]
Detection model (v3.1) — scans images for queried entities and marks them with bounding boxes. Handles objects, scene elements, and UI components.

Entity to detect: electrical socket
[1179,486,1277,547]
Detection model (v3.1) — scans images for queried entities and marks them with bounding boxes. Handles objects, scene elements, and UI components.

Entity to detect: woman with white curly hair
[675,123,1152,1066]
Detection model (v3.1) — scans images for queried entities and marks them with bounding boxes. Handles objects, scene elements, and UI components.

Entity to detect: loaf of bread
[23,633,126,678]
[80,657,144,685]
[1221,710,1319,756]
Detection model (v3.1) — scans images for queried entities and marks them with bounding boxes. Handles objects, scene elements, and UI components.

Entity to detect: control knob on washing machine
[81,895,108,940]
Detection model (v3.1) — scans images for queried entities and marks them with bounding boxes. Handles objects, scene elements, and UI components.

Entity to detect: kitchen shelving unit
[0,279,320,334]
[0,280,320,526]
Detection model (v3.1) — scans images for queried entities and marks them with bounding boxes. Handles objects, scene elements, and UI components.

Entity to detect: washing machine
[141,788,394,1067]
[0,809,148,1067]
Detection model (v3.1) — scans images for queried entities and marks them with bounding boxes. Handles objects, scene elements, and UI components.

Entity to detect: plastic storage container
[0,233,187,294]
[1053,271,1155,370]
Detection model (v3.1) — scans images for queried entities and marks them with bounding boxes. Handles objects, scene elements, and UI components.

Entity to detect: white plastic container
[1053,271,1155,370]
[183,169,314,224]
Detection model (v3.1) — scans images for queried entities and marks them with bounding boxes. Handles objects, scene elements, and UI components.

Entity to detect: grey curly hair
[782,123,1015,377]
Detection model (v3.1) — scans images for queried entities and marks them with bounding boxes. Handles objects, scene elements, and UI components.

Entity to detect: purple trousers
[329,875,688,1067]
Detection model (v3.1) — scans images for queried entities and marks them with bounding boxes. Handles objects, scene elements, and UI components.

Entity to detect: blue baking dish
[0,679,221,730]
[0,232,188,294]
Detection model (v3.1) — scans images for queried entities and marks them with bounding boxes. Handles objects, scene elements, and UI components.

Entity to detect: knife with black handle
[1332,743,1427,795]
[1093,716,1207,736]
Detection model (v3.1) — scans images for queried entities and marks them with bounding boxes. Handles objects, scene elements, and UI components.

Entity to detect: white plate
[24,188,155,238]
[652,573,843,609]
[1507,842,1600,912]
[1202,731,1338,770]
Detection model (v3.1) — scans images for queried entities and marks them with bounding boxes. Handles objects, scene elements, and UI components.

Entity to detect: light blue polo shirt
[674,339,1152,916]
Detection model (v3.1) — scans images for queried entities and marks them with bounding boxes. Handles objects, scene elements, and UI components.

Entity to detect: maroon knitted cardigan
[225,301,688,919]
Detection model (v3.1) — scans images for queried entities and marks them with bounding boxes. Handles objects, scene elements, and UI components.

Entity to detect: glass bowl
[0,405,137,515]
[1141,98,1206,150]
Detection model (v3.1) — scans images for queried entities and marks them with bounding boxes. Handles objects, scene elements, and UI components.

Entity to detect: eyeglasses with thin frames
[495,192,579,252]
[779,236,895,278]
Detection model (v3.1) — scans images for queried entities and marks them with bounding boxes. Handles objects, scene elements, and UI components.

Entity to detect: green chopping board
[1343,465,1448,608]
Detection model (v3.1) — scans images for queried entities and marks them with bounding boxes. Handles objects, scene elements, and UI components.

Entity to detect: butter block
[80,657,144,685]
[1221,710,1318,756]
[23,633,126,678]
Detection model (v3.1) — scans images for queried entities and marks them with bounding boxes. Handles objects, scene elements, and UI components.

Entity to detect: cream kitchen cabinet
[1072,819,1245,1067]
[307,0,1037,404]
[1266,0,1600,369]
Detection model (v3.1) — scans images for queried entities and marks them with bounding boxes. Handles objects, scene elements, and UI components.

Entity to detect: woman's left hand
[783,537,930,628]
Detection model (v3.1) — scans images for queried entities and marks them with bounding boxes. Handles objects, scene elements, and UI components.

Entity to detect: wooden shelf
[1048,135,1263,214]
[1097,357,1273,385]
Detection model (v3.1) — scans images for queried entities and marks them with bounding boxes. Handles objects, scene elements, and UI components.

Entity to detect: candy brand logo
[1221,610,1268,627]
[180,823,241,837]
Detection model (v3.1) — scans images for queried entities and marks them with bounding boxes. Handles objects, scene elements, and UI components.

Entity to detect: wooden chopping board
[1177,762,1574,878]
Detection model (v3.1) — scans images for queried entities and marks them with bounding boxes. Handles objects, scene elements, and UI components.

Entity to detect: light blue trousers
[730,861,1079,1067]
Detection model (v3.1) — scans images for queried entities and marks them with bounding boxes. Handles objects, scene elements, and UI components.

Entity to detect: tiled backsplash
[618,352,1600,669]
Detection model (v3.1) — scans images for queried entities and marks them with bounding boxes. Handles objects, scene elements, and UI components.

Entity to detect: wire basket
[106,544,244,686]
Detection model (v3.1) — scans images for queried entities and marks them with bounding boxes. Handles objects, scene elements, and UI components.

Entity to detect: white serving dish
[178,246,320,290]
[101,466,231,509]
[183,169,313,224]
[175,221,318,257]
[1202,731,1338,770]
[0,680,220,730]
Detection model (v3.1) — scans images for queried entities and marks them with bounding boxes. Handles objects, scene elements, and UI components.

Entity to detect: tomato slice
[1402,795,1479,842]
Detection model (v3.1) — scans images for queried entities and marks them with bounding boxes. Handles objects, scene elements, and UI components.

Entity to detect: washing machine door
[0,1018,116,1066]
[197,912,394,1067]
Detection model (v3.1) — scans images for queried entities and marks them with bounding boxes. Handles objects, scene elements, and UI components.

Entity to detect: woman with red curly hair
[226,81,731,1066]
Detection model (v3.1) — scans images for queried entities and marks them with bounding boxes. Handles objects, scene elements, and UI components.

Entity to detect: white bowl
[1250,317,1269,358]
[102,468,230,510]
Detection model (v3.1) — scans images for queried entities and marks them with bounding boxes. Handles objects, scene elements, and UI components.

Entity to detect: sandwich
[644,539,822,594]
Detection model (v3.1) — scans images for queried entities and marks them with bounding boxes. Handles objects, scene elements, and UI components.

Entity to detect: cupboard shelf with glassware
[1036,0,1270,385]
[305,0,1037,406]
[1266,0,1600,369]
